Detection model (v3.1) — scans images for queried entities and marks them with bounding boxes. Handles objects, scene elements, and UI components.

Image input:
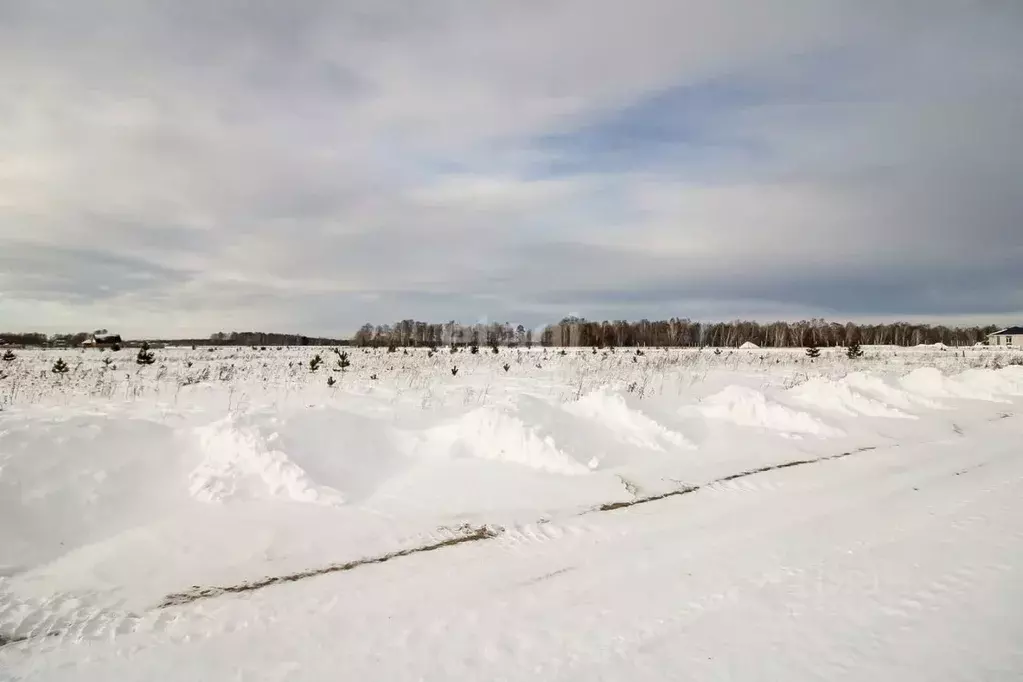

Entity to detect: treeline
[352,321,534,347]
[3,319,1004,350]
[205,331,351,347]
[540,318,1001,348]
[348,318,1002,348]
[0,331,349,348]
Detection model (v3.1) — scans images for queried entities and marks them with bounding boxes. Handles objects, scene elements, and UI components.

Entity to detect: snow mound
[915,342,949,350]
[789,378,913,418]
[191,415,346,505]
[841,372,944,410]
[691,385,844,437]
[900,368,1009,402]
[739,341,759,349]
[953,368,1023,397]
[423,407,591,476]
[563,388,692,451]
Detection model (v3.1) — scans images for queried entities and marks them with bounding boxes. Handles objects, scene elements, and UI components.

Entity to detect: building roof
[989,327,1023,335]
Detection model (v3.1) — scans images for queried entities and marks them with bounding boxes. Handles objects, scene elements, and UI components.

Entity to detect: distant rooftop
[990,327,1023,335]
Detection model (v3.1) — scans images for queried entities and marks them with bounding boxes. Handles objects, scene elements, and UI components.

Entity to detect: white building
[987,327,1023,347]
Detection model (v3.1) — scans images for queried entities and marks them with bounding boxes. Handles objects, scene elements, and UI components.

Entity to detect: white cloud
[0,1,1021,335]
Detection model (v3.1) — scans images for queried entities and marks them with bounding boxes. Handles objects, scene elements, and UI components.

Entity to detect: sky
[1,0,1021,337]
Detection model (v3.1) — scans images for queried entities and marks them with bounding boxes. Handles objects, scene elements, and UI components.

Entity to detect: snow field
[1,345,1022,679]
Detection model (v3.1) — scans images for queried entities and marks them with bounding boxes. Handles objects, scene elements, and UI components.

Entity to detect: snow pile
[421,406,591,475]
[789,378,913,418]
[689,385,844,437]
[953,368,1023,398]
[841,372,944,410]
[0,415,192,569]
[562,388,691,451]
[916,342,949,350]
[900,368,1009,402]
[190,415,346,506]
[739,341,759,349]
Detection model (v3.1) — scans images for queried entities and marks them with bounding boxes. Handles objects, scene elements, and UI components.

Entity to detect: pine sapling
[806,342,821,359]
[326,375,336,387]
[846,341,864,359]
[309,354,323,372]
[136,342,156,365]
[332,348,351,372]
[52,358,69,375]
[451,366,459,376]
[1,349,15,362]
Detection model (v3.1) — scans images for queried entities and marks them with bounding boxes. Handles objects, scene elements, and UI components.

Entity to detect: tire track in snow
[0,442,892,652]
[2,435,1012,655]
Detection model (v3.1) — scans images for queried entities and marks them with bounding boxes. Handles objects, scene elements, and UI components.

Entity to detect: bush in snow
[136,342,156,365]
[806,342,821,359]
[1,349,15,362]
[51,358,69,375]
[503,363,510,372]
[451,366,459,376]
[326,375,336,387]
[846,341,864,359]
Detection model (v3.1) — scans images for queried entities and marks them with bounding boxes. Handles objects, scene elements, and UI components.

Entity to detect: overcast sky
[1,1,1021,336]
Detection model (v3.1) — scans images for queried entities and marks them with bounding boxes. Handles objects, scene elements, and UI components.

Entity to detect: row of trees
[538,318,1000,348]
[352,321,533,348]
[350,318,1001,349]
[206,332,350,347]
[0,330,121,347]
[3,319,1004,350]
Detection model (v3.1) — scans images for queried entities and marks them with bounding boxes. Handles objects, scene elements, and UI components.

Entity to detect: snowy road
[6,414,1021,681]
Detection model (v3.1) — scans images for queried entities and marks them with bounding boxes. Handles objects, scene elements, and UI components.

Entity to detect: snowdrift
[789,377,913,418]
[900,368,1010,402]
[687,385,844,437]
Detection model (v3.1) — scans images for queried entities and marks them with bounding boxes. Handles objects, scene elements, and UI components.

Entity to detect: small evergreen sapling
[51,357,69,374]
[806,341,821,359]
[1,349,15,362]
[136,342,156,365]
[332,348,351,372]
[846,341,864,359]
[309,354,323,372]
[326,375,336,387]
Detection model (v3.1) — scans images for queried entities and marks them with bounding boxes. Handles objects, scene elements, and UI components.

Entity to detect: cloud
[0,1,1021,336]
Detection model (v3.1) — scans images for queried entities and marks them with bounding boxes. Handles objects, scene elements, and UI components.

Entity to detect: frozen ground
[1,345,1022,680]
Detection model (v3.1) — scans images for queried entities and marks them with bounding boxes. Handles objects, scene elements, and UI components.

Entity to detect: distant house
[82,334,121,348]
[987,327,1023,347]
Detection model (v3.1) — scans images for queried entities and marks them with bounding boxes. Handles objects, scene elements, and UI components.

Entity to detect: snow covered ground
[1,345,1022,680]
